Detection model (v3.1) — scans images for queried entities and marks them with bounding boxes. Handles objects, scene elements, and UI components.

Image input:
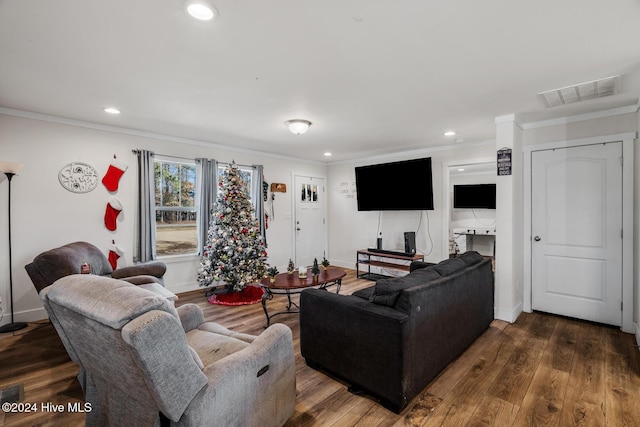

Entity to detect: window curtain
[135,149,156,262]
[196,158,218,255]
[252,164,267,247]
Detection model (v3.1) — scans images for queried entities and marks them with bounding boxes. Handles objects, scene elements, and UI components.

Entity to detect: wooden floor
[2,269,640,426]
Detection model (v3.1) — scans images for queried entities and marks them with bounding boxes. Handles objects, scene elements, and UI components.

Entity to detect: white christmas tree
[198,161,267,292]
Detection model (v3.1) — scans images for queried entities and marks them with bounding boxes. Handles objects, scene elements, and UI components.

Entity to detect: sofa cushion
[432,258,466,276]
[458,251,484,266]
[186,329,249,367]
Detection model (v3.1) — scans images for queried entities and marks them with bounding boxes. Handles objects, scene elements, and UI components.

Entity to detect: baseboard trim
[168,281,200,295]
[634,322,640,352]
[5,307,49,324]
[494,302,523,323]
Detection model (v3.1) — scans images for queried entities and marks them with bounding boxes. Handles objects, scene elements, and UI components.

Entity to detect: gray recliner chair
[41,274,296,427]
[25,241,167,293]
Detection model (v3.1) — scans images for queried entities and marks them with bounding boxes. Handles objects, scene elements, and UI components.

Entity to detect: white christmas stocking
[102,158,128,192]
[104,198,123,231]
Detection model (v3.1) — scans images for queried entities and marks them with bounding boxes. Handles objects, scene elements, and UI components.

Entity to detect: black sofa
[299,251,494,413]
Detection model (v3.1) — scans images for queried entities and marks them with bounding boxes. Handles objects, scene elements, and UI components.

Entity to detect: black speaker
[404,231,416,254]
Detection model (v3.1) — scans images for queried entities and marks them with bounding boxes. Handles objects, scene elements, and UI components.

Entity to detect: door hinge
[621,301,623,311]
[621,229,623,239]
[620,156,624,167]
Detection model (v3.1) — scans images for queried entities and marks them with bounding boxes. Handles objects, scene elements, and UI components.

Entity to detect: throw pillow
[432,258,466,276]
[352,286,374,300]
[458,251,484,266]
[369,272,432,307]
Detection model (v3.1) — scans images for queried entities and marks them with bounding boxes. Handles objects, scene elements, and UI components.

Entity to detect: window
[218,163,255,206]
[218,164,252,195]
[154,159,198,256]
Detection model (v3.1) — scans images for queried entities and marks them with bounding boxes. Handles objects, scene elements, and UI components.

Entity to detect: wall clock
[58,162,99,193]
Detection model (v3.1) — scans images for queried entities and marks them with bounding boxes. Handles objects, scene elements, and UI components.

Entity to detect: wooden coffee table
[259,267,346,327]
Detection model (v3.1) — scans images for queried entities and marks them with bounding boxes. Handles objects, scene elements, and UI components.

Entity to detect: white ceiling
[1,0,639,162]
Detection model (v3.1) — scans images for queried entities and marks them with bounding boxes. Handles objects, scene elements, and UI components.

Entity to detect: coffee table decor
[259,267,346,327]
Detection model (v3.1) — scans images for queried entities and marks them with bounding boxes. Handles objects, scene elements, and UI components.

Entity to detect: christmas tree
[198,161,267,292]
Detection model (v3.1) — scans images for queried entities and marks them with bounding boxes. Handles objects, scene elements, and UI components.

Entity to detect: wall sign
[59,162,99,193]
[497,148,512,176]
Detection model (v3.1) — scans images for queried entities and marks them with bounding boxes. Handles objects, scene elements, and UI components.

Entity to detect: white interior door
[531,142,622,326]
[294,175,326,267]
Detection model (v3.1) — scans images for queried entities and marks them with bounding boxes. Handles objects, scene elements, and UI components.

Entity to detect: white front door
[294,175,326,268]
[531,142,622,326]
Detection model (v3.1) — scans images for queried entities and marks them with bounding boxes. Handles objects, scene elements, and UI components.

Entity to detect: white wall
[327,143,496,271]
[0,113,327,323]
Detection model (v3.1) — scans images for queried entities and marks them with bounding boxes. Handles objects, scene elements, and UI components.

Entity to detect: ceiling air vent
[537,75,620,108]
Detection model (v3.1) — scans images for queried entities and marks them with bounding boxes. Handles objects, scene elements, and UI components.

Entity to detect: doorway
[293,175,327,267]
[523,133,635,332]
[531,142,622,326]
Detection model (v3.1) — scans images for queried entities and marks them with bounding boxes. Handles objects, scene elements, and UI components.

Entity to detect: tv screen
[355,157,434,211]
[453,184,496,209]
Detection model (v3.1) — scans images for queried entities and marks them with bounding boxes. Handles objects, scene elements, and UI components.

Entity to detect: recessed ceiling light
[185,1,217,21]
[444,131,456,136]
[458,168,465,172]
[324,152,332,157]
[103,107,121,115]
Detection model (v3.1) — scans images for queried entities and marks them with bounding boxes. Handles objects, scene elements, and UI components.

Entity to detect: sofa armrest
[300,288,409,408]
[112,261,167,280]
[409,260,436,272]
[120,275,161,286]
[176,303,205,332]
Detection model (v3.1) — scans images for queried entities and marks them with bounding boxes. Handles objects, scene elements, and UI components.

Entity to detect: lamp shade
[285,119,312,135]
[0,161,24,174]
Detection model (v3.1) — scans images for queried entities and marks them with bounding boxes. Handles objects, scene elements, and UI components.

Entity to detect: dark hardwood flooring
[2,269,640,426]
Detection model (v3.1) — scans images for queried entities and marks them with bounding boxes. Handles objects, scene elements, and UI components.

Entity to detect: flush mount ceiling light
[103,107,121,114]
[285,119,312,135]
[443,131,456,137]
[184,0,218,21]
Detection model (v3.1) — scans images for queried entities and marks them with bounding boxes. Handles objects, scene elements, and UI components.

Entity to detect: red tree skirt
[207,285,265,306]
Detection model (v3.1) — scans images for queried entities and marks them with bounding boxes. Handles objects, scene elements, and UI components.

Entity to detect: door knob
[534,236,541,241]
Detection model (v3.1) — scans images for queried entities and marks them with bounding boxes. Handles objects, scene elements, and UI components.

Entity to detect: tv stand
[356,249,424,280]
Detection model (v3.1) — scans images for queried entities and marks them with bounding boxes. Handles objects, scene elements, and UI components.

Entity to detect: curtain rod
[132,149,192,162]
[132,150,258,169]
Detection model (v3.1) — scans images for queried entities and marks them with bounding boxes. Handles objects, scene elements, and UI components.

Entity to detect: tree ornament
[197,161,267,292]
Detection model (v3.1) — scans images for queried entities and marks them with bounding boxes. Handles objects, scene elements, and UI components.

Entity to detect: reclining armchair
[41,274,296,426]
[25,241,166,293]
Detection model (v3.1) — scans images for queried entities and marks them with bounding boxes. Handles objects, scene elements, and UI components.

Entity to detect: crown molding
[0,107,326,166]
[327,138,496,166]
[521,104,638,130]
[494,114,525,130]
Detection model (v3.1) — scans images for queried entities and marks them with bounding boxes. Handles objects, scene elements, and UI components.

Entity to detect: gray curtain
[135,149,156,262]
[252,164,266,247]
[196,158,218,255]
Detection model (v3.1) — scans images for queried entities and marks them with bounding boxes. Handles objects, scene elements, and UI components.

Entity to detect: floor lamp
[0,161,27,333]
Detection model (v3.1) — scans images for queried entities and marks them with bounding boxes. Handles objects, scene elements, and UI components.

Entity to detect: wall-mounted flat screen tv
[355,157,434,211]
[453,184,496,209]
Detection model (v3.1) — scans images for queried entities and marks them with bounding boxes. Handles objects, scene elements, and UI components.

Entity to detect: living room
[2,1,640,425]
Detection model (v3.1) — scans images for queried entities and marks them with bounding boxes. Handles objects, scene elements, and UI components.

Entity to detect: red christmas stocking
[108,243,124,270]
[102,159,128,192]
[104,199,123,231]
